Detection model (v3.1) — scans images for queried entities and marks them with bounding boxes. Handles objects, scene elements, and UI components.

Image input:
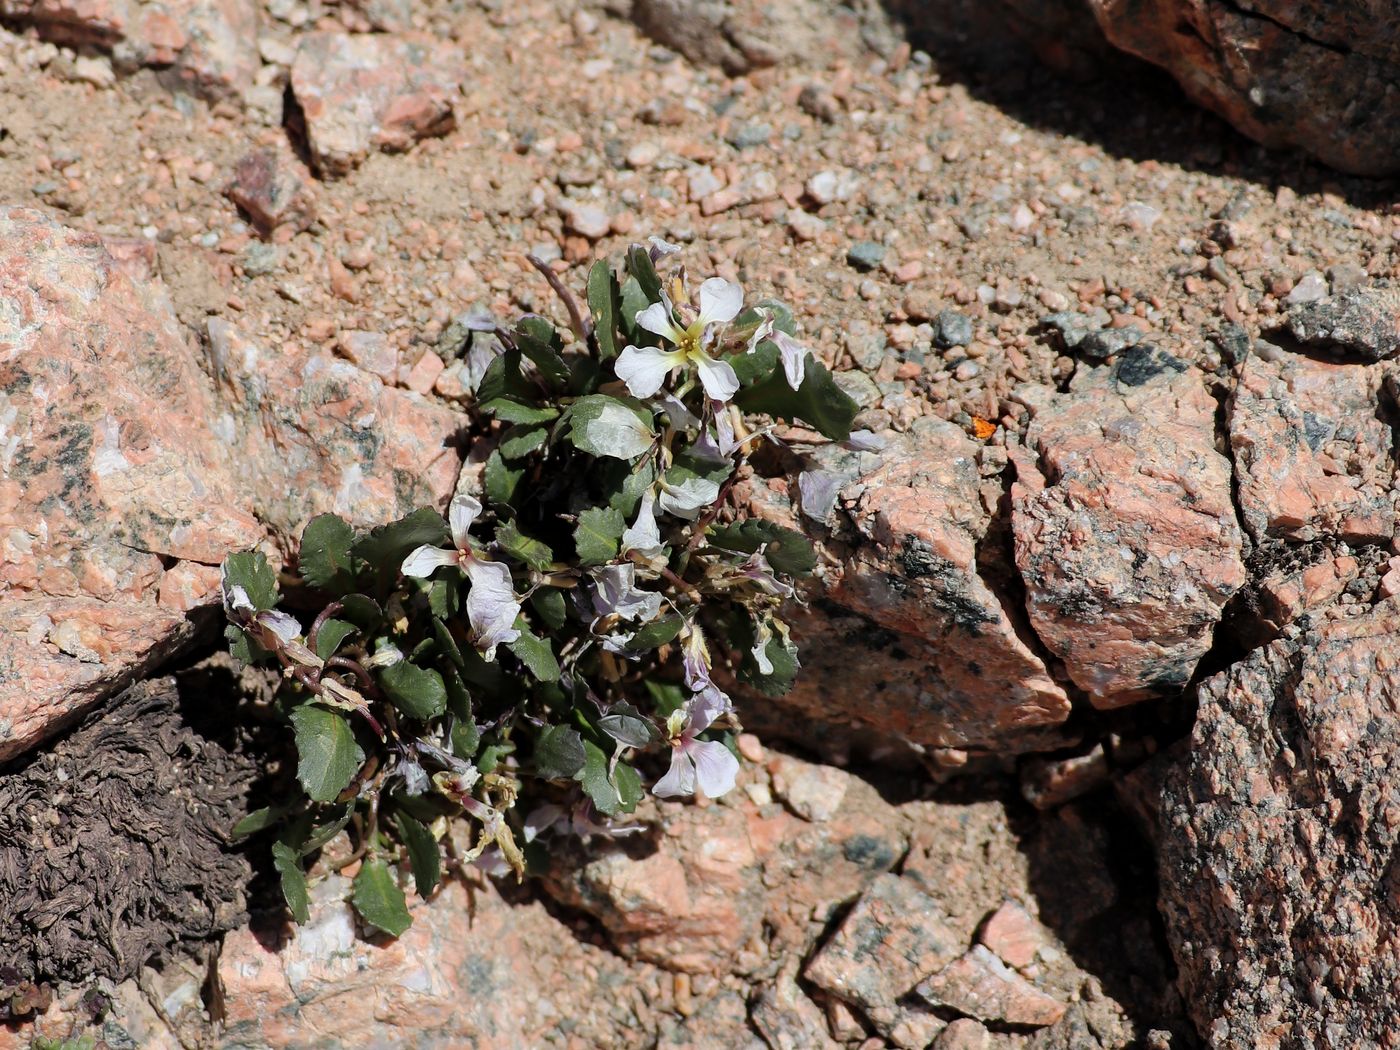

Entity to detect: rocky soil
[4,0,1400,1046]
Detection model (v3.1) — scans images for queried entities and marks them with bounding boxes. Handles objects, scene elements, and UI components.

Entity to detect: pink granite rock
[219,875,660,1049]
[1161,598,1400,1047]
[290,32,464,176]
[224,145,317,238]
[0,207,258,760]
[0,0,258,98]
[1011,354,1245,707]
[804,873,960,1048]
[751,420,1071,754]
[204,319,462,535]
[543,760,905,975]
[916,944,1066,1028]
[1229,349,1398,545]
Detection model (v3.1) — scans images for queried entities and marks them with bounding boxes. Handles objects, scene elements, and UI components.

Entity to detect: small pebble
[847,240,886,272]
[934,309,974,349]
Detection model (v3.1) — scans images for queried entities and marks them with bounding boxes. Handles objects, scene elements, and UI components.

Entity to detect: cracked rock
[916,944,1067,1028]
[0,208,259,761]
[1229,349,1398,544]
[629,0,871,74]
[1161,598,1400,1047]
[1286,284,1400,361]
[1076,0,1400,175]
[757,420,1071,753]
[1011,359,1245,707]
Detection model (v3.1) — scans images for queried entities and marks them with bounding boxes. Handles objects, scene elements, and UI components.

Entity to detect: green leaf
[338,593,384,631]
[619,276,650,344]
[289,705,364,803]
[729,339,778,385]
[352,858,413,937]
[393,810,441,899]
[574,505,625,565]
[482,398,559,425]
[353,508,451,590]
[299,514,357,594]
[222,550,278,610]
[530,586,568,631]
[644,679,688,719]
[734,357,858,441]
[485,450,524,507]
[496,520,555,571]
[515,319,571,389]
[579,740,625,816]
[587,258,621,360]
[380,660,448,720]
[707,520,817,576]
[428,577,459,620]
[626,615,684,652]
[478,347,532,404]
[627,244,663,304]
[499,423,548,460]
[603,458,658,516]
[569,394,655,460]
[444,669,481,758]
[313,618,357,661]
[301,807,353,855]
[232,805,288,839]
[225,622,258,666]
[534,724,587,779]
[612,761,643,811]
[507,621,561,682]
[271,841,310,924]
[598,704,655,748]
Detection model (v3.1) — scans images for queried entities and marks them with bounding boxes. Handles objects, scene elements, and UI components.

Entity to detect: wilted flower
[615,277,743,402]
[653,685,739,799]
[589,563,664,623]
[401,494,522,659]
[621,494,664,558]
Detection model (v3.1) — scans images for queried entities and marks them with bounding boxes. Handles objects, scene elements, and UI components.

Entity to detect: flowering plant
[221,243,858,935]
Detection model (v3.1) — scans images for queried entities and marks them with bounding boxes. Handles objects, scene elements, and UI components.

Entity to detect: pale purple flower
[590,563,664,623]
[771,331,809,390]
[843,429,887,452]
[621,494,664,558]
[648,236,684,261]
[401,494,522,660]
[653,685,739,799]
[736,550,794,598]
[614,278,743,402]
[657,472,721,519]
[524,801,644,840]
[680,624,712,691]
[797,468,844,523]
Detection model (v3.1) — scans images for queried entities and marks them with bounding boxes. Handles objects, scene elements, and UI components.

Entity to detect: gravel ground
[2,0,1397,1045]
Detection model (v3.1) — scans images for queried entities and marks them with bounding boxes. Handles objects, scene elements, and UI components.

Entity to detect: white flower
[590,563,664,623]
[771,331,809,390]
[681,624,712,690]
[657,472,721,519]
[652,685,739,799]
[614,277,743,402]
[621,494,664,557]
[401,494,522,660]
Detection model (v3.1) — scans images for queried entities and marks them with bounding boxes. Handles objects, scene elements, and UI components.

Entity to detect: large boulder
[1084,0,1400,176]
[745,418,1071,756]
[0,207,257,761]
[1011,352,1246,707]
[1161,600,1400,1046]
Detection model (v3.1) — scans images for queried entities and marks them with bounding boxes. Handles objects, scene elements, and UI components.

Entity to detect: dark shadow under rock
[0,674,258,991]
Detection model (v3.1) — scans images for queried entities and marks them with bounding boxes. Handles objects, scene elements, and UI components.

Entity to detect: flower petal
[686,683,732,734]
[745,309,775,353]
[798,469,844,523]
[772,331,808,390]
[635,301,684,344]
[257,609,302,645]
[648,236,683,261]
[401,544,459,578]
[681,625,712,691]
[591,563,664,622]
[615,344,684,399]
[223,582,254,615]
[697,277,743,326]
[658,474,721,519]
[694,353,740,403]
[465,559,522,660]
[651,748,696,798]
[844,429,887,452]
[689,739,740,799]
[448,493,482,550]
[621,495,664,557]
